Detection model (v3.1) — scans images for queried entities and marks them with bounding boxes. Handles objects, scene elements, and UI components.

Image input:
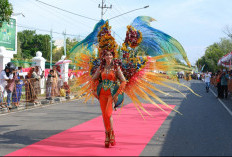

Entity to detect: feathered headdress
[97,21,118,59]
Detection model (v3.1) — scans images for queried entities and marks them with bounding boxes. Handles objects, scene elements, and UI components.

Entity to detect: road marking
[210,88,232,117]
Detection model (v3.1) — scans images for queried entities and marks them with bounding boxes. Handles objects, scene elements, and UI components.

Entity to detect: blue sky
[10,0,232,65]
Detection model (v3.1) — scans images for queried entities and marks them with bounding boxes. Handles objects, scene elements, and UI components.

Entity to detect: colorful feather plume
[70,17,198,117]
[131,16,191,67]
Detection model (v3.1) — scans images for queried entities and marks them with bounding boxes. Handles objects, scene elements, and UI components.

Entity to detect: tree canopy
[16,30,53,60]
[0,0,13,27]
[196,38,232,73]
[16,30,79,65]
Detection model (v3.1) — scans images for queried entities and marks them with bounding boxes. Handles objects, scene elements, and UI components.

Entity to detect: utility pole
[50,29,53,69]
[63,29,66,57]
[98,0,112,19]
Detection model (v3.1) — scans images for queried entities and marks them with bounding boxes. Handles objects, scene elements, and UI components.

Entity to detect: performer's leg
[110,116,113,130]
[99,94,111,147]
[105,96,116,146]
[109,116,116,146]
[105,96,113,131]
[99,94,108,130]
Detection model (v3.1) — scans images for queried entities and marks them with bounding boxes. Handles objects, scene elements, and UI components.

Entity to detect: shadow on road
[156,80,232,156]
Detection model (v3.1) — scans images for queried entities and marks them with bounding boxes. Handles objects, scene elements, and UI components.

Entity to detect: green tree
[196,38,232,73]
[18,30,36,59]
[33,34,51,60]
[66,37,78,57]
[52,37,79,62]
[17,30,54,60]
[0,0,13,27]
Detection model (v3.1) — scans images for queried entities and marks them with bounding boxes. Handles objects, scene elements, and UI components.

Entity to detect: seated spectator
[61,82,70,99]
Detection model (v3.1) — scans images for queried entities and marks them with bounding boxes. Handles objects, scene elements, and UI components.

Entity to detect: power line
[31,0,93,32]
[13,0,87,35]
[111,0,131,22]
[98,0,112,19]
[109,5,149,20]
[35,0,99,21]
[16,23,85,37]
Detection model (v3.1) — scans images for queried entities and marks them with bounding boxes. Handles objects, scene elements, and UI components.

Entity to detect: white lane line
[210,88,232,117]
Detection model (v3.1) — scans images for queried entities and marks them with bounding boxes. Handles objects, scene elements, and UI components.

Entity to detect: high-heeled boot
[105,131,110,148]
[110,130,116,146]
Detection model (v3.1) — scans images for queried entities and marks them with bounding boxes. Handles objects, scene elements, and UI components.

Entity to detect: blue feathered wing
[69,19,106,54]
[131,16,191,67]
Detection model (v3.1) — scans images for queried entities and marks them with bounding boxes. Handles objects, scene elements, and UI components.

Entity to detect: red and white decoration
[217,52,232,69]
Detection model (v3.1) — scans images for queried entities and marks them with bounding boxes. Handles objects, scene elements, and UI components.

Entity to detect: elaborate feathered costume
[70,16,200,148]
[70,16,198,117]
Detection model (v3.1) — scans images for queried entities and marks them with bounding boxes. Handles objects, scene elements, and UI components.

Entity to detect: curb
[0,95,77,114]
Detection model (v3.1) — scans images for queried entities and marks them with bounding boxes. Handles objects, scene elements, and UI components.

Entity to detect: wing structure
[122,55,197,118]
[71,17,198,118]
[72,47,98,103]
[131,16,191,67]
[69,20,106,55]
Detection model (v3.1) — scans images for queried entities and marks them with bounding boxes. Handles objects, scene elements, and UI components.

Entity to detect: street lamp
[108,5,149,20]
[12,13,25,17]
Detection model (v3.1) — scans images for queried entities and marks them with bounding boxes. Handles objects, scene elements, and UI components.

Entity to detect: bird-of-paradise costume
[70,16,199,148]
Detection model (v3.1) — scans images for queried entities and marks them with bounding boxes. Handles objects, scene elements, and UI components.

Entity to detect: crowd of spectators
[0,62,72,111]
[210,69,232,99]
[191,69,232,99]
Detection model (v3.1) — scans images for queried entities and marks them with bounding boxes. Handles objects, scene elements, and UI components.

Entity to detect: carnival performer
[84,21,125,148]
[92,50,126,148]
[71,17,199,148]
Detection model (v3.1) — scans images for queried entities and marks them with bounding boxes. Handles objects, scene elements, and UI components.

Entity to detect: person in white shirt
[0,65,14,108]
[204,71,211,93]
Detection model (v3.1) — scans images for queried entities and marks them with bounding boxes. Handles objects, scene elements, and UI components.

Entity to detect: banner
[0,18,16,52]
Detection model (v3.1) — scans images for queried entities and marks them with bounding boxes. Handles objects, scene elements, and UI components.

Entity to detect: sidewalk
[0,95,77,114]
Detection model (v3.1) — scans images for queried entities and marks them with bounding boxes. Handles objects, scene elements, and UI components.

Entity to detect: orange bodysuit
[99,70,116,132]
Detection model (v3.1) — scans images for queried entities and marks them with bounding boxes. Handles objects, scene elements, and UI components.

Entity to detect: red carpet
[6,103,175,156]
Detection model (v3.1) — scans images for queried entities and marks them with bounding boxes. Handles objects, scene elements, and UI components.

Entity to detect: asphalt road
[0,79,232,156]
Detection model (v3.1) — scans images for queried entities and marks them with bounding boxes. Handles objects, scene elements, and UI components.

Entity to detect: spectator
[51,66,59,96]
[0,63,14,108]
[5,69,17,108]
[46,70,54,100]
[216,70,223,98]
[197,73,200,80]
[221,69,229,99]
[61,82,70,99]
[32,66,42,96]
[12,67,24,107]
[25,67,38,103]
[204,71,211,93]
